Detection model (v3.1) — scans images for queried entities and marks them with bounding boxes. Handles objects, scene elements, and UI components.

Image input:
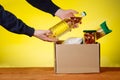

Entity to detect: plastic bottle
[49,11,86,38]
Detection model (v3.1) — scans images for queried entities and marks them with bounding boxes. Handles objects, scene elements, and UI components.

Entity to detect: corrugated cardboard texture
[55,44,100,73]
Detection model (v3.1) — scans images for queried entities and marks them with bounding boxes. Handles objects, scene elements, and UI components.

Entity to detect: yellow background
[0,0,120,67]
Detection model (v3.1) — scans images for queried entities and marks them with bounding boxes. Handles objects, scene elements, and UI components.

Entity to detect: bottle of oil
[49,11,86,38]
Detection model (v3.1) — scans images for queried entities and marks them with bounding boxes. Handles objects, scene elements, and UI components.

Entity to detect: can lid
[100,21,112,34]
[83,30,96,32]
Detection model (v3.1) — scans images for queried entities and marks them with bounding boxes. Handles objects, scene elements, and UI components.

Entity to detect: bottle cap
[81,11,87,17]
[83,30,96,32]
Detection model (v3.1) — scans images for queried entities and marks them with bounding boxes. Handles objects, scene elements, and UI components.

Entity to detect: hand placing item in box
[49,11,87,38]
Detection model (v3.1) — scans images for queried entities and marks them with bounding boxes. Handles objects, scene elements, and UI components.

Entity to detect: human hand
[33,30,58,42]
[55,9,79,28]
[55,9,78,20]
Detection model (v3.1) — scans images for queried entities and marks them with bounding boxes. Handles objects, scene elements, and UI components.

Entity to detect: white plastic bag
[63,37,83,44]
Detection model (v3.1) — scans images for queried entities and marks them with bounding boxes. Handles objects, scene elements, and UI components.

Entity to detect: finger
[45,30,51,33]
[45,37,58,42]
[42,35,58,42]
[69,10,79,14]
[45,30,52,36]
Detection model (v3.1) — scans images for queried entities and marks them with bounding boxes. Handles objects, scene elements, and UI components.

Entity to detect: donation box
[54,43,100,73]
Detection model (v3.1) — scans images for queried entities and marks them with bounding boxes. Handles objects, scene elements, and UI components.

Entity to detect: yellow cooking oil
[49,11,86,38]
[49,19,71,38]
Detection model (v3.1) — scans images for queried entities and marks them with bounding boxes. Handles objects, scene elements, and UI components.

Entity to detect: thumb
[45,30,52,36]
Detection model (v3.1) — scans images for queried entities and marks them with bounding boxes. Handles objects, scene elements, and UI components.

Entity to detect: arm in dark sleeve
[26,0,60,16]
[0,5,34,37]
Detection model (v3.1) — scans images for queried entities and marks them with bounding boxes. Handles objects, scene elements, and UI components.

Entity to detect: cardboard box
[54,43,100,73]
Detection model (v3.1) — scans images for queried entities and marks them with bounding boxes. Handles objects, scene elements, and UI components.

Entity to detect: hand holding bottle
[33,30,58,42]
[55,9,80,28]
[49,11,86,38]
[55,9,78,20]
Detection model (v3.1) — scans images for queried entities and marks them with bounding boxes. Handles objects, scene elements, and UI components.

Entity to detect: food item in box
[83,30,96,44]
[96,21,112,40]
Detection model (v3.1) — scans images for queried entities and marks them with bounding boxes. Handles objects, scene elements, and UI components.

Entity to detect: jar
[83,30,96,44]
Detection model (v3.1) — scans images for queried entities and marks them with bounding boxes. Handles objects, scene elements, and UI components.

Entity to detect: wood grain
[0,67,120,80]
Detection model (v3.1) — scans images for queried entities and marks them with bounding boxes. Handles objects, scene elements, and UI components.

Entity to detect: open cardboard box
[54,42,100,73]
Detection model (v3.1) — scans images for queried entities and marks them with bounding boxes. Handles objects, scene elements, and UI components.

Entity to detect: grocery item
[83,30,96,44]
[96,21,112,39]
[49,11,86,38]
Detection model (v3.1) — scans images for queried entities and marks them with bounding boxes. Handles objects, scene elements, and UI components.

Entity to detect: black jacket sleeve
[26,0,60,16]
[0,5,34,37]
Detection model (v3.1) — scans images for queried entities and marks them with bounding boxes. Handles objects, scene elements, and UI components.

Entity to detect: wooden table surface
[0,67,120,80]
